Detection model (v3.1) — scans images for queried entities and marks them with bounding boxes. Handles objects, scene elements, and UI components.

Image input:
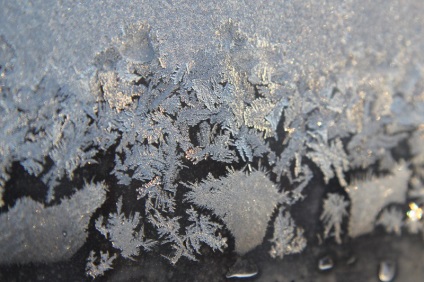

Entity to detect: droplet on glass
[62,231,67,237]
[378,260,396,282]
[226,258,258,279]
[318,255,334,271]
[346,256,357,265]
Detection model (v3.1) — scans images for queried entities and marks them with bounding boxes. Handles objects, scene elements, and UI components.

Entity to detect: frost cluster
[0,7,423,279]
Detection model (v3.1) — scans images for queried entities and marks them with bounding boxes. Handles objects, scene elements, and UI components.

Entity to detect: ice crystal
[307,136,349,187]
[0,181,107,264]
[269,209,307,259]
[347,122,407,170]
[272,130,308,181]
[86,250,117,279]
[346,162,411,238]
[320,193,349,244]
[185,207,227,256]
[243,98,274,137]
[289,164,313,202]
[0,72,107,204]
[95,197,156,259]
[0,94,25,207]
[42,115,100,201]
[97,70,142,112]
[1,4,424,272]
[234,126,269,162]
[376,207,404,236]
[185,167,284,254]
[147,206,226,264]
[191,132,238,164]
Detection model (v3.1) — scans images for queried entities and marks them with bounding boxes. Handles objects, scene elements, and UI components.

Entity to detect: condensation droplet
[62,231,67,237]
[346,256,357,265]
[318,255,334,271]
[378,260,396,282]
[226,258,258,279]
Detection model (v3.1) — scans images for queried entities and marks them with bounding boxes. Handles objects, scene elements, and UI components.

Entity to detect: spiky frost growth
[147,206,227,264]
[95,197,156,260]
[86,250,117,279]
[345,162,410,238]
[376,207,404,236]
[269,209,307,259]
[320,193,349,244]
[185,167,285,254]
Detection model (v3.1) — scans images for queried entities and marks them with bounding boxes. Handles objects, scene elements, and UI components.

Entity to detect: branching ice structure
[0,1,423,279]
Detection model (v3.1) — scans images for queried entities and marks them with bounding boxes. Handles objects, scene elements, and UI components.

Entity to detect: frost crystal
[320,193,349,244]
[307,137,349,187]
[186,168,283,254]
[0,181,107,264]
[269,209,307,259]
[147,207,226,264]
[376,207,404,236]
[346,162,411,238]
[1,2,424,273]
[86,250,117,279]
[95,197,156,259]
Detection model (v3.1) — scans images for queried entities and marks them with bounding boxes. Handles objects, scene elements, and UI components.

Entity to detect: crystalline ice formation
[320,193,349,244]
[346,162,411,238]
[376,207,404,236]
[186,167,283,254]
[95,196,156,260]
[86,250,117,279]
[0,0,423,275]
[147,206,227,264]
[0,181,107,264]
[269,209,307,259]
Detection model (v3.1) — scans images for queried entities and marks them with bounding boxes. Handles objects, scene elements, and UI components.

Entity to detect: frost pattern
[0,13,423,273]
[148,207,227,264]
[86,250,117,279]
[185,168,285,254]
[376,207,404,236]
[96,197,156,259]
[320,193,349,244]
[346,162,411,238]
[269,209,307,259]
[0,74,110,204]
[0,181,107,264]
[307,137,349,187]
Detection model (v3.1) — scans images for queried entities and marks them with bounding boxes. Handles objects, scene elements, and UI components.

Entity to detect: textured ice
[0,0,423,274]
[0,181,107,264]
[186,168,283,254]
[346,163,411,238]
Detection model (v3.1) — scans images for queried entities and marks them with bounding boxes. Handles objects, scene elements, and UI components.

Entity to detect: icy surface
[0,0,424,280]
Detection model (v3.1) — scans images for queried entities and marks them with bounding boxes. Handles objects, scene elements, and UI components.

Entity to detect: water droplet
[62,231,67,237]
[347,256,357,265]
[226,258,258,279]
[378,260,396,282]
[318,255,334,271]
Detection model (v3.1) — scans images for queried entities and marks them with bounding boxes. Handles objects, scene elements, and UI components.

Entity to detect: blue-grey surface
[1,0,422,91]
[1,1,424,281]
